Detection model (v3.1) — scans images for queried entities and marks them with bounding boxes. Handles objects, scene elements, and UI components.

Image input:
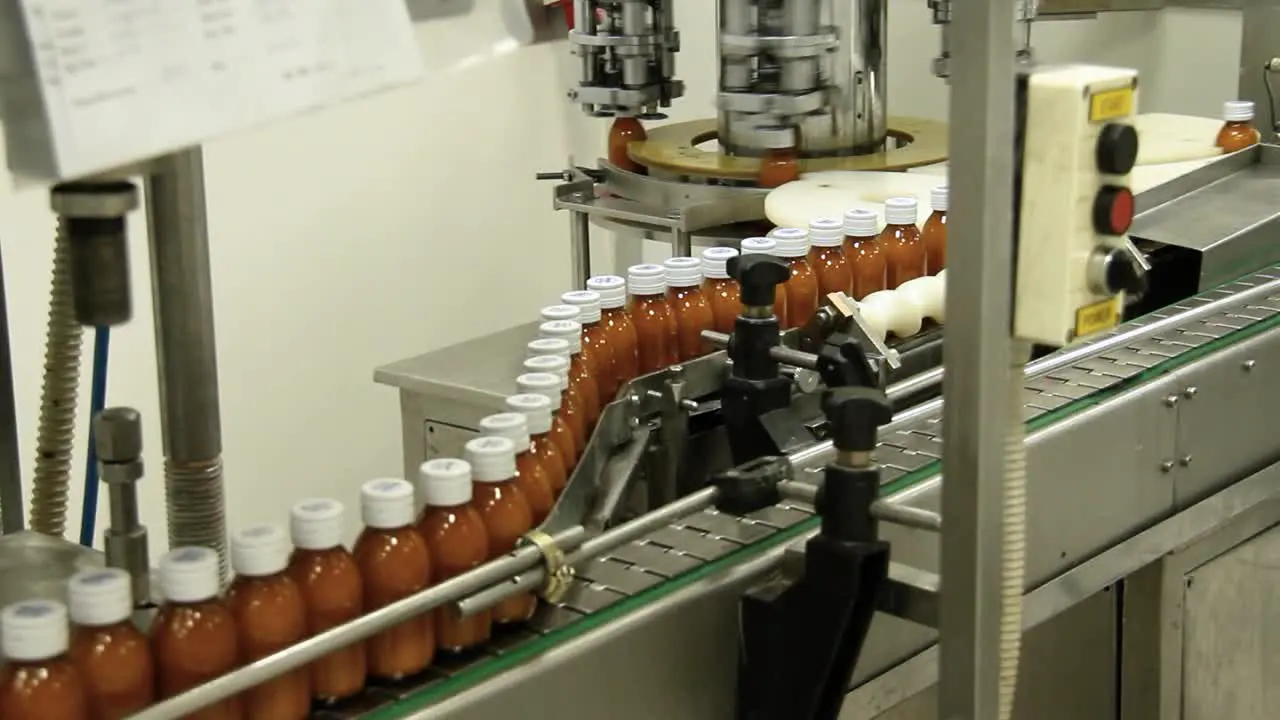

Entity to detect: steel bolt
[1160,459,1175,473]
[1183,386,1198,400]
[1179,455,1193,467]
[1243,360,1257,372]
[1163,395,1179,408]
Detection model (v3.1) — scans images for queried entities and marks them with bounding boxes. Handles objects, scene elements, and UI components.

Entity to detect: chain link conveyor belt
[316,266,1280,719]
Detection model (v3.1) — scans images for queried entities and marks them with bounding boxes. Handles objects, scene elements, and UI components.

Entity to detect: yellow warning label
[1089,87,1134,123]
[1075,296,1122,338]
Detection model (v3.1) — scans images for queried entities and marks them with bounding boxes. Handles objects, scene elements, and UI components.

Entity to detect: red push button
[1093,185,1134,235]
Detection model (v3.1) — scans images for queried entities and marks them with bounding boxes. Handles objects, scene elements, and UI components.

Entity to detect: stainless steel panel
[1182,524,1280,719]
[1130,146,1280,289]
[0,531,103,608]
[1174,325,1280,507]
[842,590,1118,720]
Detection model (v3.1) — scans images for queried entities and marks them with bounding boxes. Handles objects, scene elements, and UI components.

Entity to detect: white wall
[0,4,1244,549]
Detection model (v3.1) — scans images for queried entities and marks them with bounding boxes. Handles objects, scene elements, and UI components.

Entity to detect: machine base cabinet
[1121,499,1280,720]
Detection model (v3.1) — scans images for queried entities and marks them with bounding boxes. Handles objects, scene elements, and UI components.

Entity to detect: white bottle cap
[701,247,739,280]
[1224,100,1255,122]
[768,227,810,258]
[360,478,415,530]
[1,600,69,661]
[560,290,603,323]
[540,304,581,323]
[523,355,570,389]
[808,217,844,247]
[884,197,919,226]
[931,185,949,213]
[68,568,133,627]
[290,498,345,551]
[844,208,879,237]
[664,257,702,288]
[506,393,554,434]
[539,320,583,355]
[586,276,627,309]
[231,524,290,577]
[159,547,221,604]
[740,237,777,255]
[480,412,531,450]
[464,436,517,483]
[627,264,667,296]
[516,373,563,410]
[527,337,571,360]
[418,458,473,507]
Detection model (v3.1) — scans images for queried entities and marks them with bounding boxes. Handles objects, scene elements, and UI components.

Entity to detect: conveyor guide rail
[328,267,1280,720]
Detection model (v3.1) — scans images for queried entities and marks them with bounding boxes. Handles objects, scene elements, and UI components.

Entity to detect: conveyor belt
[322,268,1280,720]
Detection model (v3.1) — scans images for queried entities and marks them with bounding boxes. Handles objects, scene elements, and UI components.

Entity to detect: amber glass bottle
[464,437,537,624]
[701,247,742,335]
[922,185,948,276]
[664,256,714,360]
[807,216,851,301]
[505,393,570,497]
[757,127,801,188]
[879,197,926,289]
[479,412,555,525]
[521,355,584,459]
[768,227,820,328]
[560,290,618,403]
[353,479,434,680]
[287,499,366,704]
[608,115,646,173]
[227,525,310,720]
[416,459,492,653]
[843,208,887,300]
[586,275,640,386]
[627,263,679,374]
[152,547,242,720]
[1217,100,1260,153]
[740,237,789,326]
[67,568,154,720]
[517,372,578,471]
[538,320,600,429]
[1,600,88,720]
[539,309,605,421]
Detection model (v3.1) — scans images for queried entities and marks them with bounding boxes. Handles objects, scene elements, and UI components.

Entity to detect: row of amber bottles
[0,445,561,720]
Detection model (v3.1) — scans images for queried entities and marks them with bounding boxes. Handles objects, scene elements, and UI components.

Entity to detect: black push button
[1096,123,1139,175]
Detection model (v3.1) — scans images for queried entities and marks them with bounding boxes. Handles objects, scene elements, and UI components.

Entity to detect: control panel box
[1014,64,1146,346]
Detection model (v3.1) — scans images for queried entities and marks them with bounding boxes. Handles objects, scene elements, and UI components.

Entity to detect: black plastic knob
[1096,123,1139,175]
[822,387,893,453]
[1105,248,1148,298]
[728,253,790,308]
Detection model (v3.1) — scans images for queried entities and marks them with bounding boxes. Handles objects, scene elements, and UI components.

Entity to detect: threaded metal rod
[29,220,83,536]
[145,149,228,577]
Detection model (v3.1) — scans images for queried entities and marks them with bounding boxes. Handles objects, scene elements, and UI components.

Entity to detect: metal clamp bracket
[525,529,575,603]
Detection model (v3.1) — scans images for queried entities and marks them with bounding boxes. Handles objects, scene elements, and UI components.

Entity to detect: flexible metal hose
[999,343,1031,719]
[29,220,83,536]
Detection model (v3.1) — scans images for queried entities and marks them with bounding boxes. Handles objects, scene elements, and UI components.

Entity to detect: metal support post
[1238,0,1280,140]
[0,249,21,534]
[144,148,229,577]
[938,0,1018,717]
[570,210,591,287]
